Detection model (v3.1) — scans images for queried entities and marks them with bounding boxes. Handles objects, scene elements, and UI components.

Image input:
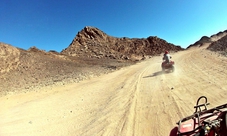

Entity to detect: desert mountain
[0,27,226,94]
[1,26,184,94]
[208,34,227,55]
[187,30,227,49]
[61,26,184,60]
[0,43,133,95]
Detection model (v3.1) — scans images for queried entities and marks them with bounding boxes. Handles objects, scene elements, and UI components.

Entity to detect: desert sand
[0,44,227,136]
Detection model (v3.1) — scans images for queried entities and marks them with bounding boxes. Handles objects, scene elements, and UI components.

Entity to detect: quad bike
[162,60,175,72]
[170,96,227,136]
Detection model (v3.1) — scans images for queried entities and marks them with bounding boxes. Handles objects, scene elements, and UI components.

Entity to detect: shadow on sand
[143,70,172,78]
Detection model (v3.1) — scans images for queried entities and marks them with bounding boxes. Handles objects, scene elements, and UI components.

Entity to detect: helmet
[165,50,169,54]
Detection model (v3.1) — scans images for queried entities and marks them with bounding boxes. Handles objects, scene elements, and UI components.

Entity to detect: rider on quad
[162,50,174,72]
[163,50,171,64]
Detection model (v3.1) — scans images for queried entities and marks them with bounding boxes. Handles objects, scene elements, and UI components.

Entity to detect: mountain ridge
[61,26,184,60]
[187,29,227,49]
[1,27,227,94]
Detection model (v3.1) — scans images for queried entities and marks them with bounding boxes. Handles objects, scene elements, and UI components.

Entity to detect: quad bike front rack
[176,96,227,136]
[194,96,210,113]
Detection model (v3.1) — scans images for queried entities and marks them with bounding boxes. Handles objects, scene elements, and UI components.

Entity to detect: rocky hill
[0,26,194,95]
[187,30,227,49]
[61,26,184,61]
[0,43,134,95]
[208,34,227,55]
[186,29,227,56]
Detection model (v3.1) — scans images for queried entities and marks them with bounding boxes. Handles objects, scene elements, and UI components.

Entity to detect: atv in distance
[170,96,227,136]
[162,60,175,72]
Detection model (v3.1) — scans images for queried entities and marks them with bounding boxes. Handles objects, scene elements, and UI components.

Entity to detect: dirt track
[0,45,227,136]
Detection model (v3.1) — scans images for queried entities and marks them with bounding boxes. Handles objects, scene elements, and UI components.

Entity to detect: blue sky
[1,0,227,52]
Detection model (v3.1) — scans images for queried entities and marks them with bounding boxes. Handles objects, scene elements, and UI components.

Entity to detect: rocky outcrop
[187,30,227,49]
[207,34,227,55]
[0,26,185,94]
[0,42,134,94]
[61,26,184,60]
[0,42,20,74]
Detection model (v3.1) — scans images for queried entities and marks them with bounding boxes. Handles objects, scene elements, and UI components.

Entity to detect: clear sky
[1,0,227,52]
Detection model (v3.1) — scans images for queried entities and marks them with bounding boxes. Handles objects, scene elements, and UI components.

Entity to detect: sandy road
[0,45,227,136]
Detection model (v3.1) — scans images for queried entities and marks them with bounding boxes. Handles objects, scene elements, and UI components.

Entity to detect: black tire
[219,112,227,136]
